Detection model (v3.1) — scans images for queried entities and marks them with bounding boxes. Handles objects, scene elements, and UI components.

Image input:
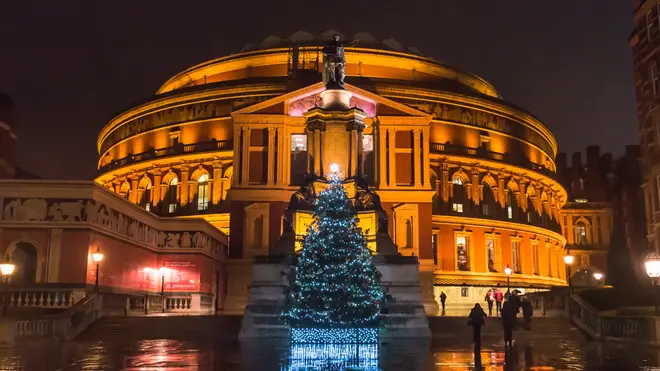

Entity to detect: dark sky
[0,0,638,179]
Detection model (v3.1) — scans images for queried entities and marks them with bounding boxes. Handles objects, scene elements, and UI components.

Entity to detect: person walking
[468,303,488,347]
[485,289,495,316]
[501,300,516,351]
[521,297,533,331]
[494,288,504,316]
[440,291,447,313]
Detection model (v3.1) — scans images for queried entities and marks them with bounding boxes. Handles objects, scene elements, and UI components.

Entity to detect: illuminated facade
[632,0,660,253]
[556,145,648,285]
[95,32,568,311]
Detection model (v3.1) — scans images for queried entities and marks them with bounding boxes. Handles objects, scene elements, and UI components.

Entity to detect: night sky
[0,1,638,180]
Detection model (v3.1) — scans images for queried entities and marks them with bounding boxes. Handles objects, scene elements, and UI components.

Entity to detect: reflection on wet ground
[0,316,658,370]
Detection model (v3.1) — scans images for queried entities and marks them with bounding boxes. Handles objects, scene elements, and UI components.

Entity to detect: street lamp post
[0,257,16,318]
[645,252,660,316]
[593,272,603,286]
[92,247,104,293]
[159,266,168,313]
[504,265,512,294]
[564,251,574,292]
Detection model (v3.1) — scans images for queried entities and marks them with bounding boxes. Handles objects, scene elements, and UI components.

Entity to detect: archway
[10,242,38,283]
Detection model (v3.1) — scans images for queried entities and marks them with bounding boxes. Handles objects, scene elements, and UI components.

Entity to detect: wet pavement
[0,315,658,370]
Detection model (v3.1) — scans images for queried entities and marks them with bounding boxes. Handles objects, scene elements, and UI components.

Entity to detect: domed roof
[239,30,428,57]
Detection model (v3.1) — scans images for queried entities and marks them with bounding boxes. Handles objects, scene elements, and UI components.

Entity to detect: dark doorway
[12,242,38,283]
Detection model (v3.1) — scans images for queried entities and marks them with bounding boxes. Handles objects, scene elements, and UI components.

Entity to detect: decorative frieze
[1,197,226,257]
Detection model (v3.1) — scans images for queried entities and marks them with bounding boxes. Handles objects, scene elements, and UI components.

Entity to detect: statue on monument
[322,35,346,89]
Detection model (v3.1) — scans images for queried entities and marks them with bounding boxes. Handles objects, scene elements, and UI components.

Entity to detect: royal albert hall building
[95,31,568,312]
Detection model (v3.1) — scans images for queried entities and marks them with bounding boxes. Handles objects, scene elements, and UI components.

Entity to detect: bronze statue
[322,35,346,89]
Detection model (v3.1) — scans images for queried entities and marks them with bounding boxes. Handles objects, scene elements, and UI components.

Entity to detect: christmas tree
[285,173,384,328]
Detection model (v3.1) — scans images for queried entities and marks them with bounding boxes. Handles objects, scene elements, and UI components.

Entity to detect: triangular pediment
[231,82,432,119]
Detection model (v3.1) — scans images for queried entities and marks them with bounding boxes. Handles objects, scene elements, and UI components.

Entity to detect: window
[506,190,516,220]
[532,243,539,275]
[168,178,178,214]
[511,240,520,273]
[452,177,466,213]
[574,222,587,245]
[290,134,308,185]
[140,184,152,211]
[482,182,495,217]
[507,206,513,219]
[652,62,659,98]
[456,236,469,271]
[487,238,496,272]
[362,134,374,152]
[453,178,463,185]
[461,287,469,297]
[432,234,438,266]
[452,203,464,213]
[197,174,209,211]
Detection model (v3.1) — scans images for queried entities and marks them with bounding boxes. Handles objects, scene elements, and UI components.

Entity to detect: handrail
[98,139,233,174]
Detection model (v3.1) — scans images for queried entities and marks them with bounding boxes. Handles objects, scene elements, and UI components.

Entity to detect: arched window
[405,220,414,248]
[452,177,466,213]
[139,180,153,211]
[482,182,495,216]
[575,222,587,245]
[11,242,38,283]
[506,189,518,220]
[197,174,209,211]
[168,178,178,214]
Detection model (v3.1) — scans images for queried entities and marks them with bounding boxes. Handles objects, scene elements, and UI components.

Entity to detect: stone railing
[98,139,233,175]
[1,285,87,310]
[430,142,557,180]
[567,293,660,346]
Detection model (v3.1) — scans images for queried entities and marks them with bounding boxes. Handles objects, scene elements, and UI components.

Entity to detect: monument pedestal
[238,255,431,341]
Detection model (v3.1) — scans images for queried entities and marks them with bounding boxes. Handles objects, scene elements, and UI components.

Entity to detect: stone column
[413,129,421,187]
[267,128,275,185]
[566,215,574,245]
[181,166,190,206]
[350,128,358,177]
[471,169,480,204]
[130,177,138,204]
[233,126,242,186]
[498,176,506,207]
[241,128,250,185]
[422,127,431,189]
[388,128,396,187]
[212,162,222,205]
[378,126,387,187]
[314,130,322,177]
[277,127,286,186]
[153,170,162,206]
[441,162,449,203]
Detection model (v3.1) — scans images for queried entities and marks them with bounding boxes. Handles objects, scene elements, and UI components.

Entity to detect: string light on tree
[284,174,384,342]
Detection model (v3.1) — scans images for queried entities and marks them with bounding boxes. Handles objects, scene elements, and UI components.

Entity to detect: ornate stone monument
[239,37,431,341]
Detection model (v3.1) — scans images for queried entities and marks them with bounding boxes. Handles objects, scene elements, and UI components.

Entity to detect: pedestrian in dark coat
[440,291,447,312]
[521,298,533,330]
[468,303,488,347]
[501,300,517,350]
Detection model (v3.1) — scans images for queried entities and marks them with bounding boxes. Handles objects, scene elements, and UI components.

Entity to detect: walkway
[0,315,657,370]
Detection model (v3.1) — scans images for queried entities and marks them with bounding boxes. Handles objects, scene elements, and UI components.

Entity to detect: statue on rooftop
[322,35,346,89]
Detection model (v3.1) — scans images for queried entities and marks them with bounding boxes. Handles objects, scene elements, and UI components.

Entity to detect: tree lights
[284,173,383,342]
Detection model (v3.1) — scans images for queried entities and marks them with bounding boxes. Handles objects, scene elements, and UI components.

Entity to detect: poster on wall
[163,261,200,291]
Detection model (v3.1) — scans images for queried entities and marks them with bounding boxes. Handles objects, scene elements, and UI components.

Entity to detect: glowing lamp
[504,266,512,276]
[593,272,603,281]
[330,163,340,173]
[92,247,104,263]
[159,266,169,276]
[144,267,153,273]
[645,252,660,278]
[0,259,14,277]
[564,254,574,265]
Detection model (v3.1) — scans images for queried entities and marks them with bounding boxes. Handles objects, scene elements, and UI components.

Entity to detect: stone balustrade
[1,285,87,310]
